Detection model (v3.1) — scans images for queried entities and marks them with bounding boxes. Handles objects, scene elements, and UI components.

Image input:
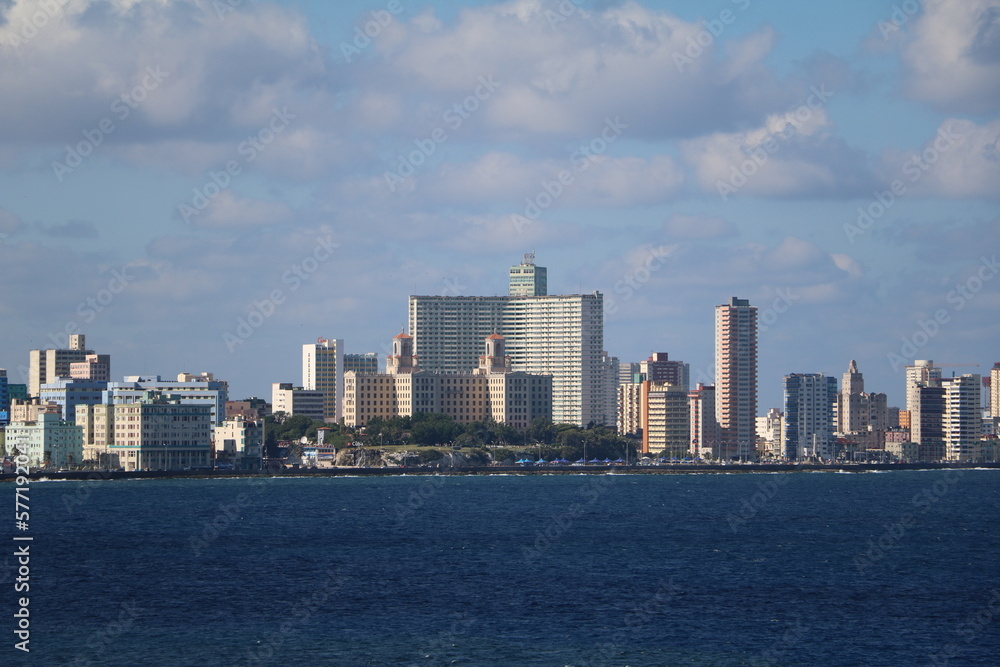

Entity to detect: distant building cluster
[1,257,998,471]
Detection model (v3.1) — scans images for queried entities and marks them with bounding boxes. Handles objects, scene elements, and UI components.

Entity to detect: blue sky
[0,0,998,411]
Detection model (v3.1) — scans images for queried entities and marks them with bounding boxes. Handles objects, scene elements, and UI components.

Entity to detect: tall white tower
[303,338,344,423]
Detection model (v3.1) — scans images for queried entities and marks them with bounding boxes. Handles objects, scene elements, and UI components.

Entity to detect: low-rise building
[5,408,84,468]
[214,418,263,470]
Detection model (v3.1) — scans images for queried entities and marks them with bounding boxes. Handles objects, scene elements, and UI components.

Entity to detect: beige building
[70,354,111,382]
[641,381,689,457]
[689,383,719,459]
[617,382,644,437]
[836,360,888,450]
[715,297,758,460]
[28,334,93,397]
[214,418,263,470]
[343,333,551,430]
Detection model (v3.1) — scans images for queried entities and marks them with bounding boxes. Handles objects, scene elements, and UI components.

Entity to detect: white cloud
[900,0,1000,114]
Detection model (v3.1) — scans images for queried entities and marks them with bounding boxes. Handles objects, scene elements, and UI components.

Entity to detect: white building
[944,374,982,462]
[715,297,758,460]
[302,338,344,423]
[783,373,837,460]
[409,278,605,427]
[271,383,325,421]
[906,360,943,414]
[107,373,228,425]
[756,408,784,459]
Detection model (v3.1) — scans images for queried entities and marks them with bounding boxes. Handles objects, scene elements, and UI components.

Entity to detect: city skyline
[0,0,997,412]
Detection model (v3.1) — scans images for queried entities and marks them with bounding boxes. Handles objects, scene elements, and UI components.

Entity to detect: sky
[0,0,998,411]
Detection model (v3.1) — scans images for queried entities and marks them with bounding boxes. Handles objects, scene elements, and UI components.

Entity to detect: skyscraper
[302,338,344,422]
[689,383,718,459]
[836,360,888,450]
[408,259,606,427]
[640,353,689,390]
[990,362,1000,419]
[944,374,982,461]
[783,373,837,460]
[715,297,758,460]
[508,252,547,296]
[906,360,942,413]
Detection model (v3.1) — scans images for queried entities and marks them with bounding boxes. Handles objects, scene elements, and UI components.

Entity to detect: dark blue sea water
[8,470,1000,666]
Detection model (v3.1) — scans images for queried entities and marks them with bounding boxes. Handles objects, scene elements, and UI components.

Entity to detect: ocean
[10,470,1000,666]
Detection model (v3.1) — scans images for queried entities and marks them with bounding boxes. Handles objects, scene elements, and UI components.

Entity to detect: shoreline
[3,461,999,482]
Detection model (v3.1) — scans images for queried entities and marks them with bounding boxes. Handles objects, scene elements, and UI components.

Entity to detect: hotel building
[343,333,552,430]
[28,334,95,397]
[408,257,605,427]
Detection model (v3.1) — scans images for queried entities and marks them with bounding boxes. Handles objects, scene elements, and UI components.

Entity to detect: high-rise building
[408,260,605,427]
[509,252,547,296]
[944,374,982,461]
[600,351,619,428]
[783,373,837,460]
[836,360,888,450]
[302,338,344,422]
[906,360,942,413]
[641,381,689,457]
[641,353,689,390]
[344,353,379,375]
[618,362,642,385]
[688,383,718,459]
[990,363,1000,418]
[28,334,94,397]
[39,378,108,423]
[912,383,946,461]
[617,381,644,437]
[715,297,758,460]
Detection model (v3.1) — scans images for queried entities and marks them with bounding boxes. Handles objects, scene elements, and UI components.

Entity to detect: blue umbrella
[589,458,601,464]
[575,458,586,463]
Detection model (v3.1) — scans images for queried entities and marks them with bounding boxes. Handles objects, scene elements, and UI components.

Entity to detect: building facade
[302,338,344,423]
[836,360,889,450]
[689,383,719,459]
[343,334,552,430]
[783,373,837,460]
[641,381,689,457]
[344,353,379,375]
[5,408,84,468]
[271,383,325,421]
[28,334,94,397]
[715,297,758,460]
[214,418,263,470]
[408,261,605,427]
[944,374,982,461]
[508,252,547,296]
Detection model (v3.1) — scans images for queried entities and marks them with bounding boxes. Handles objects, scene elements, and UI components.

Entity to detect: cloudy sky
[0,0,998,410]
